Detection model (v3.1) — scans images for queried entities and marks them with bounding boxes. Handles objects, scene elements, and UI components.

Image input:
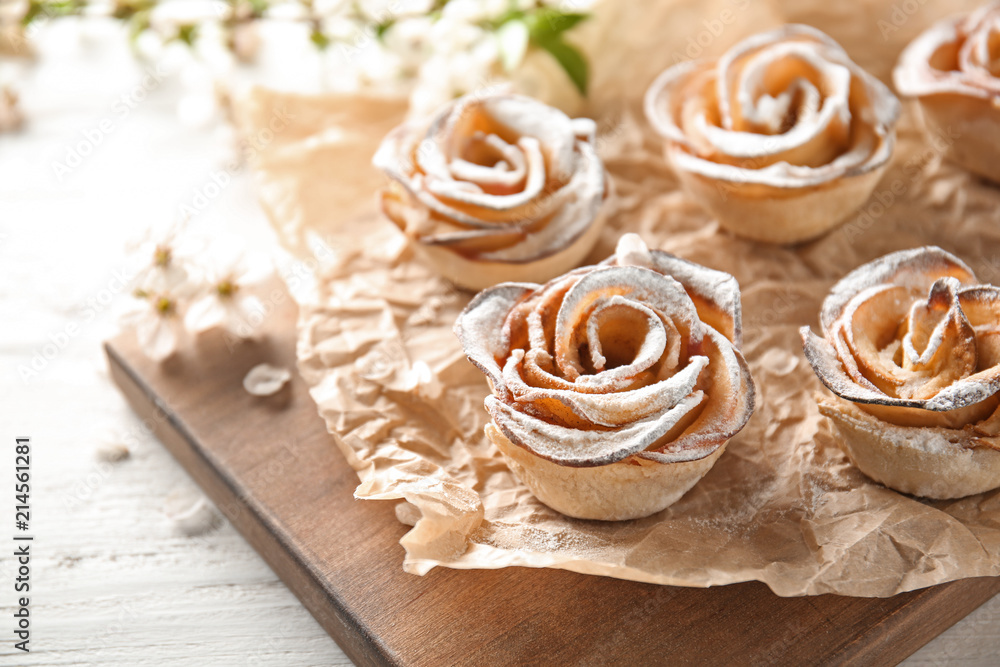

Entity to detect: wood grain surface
[104,286,1000,666]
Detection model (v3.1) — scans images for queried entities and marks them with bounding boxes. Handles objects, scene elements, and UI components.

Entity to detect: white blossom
[131,225,199,296]
[382,16,435,71]
[122,289,187,361]
[439,0,502,24]
[183,257,267,337]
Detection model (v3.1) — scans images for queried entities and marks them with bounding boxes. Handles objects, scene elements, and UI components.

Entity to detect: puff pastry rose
[894,3,1000,183]
[455,233,755,520]
[373,92,609,291]
[801,247,1000,499]
[645,25,900,245]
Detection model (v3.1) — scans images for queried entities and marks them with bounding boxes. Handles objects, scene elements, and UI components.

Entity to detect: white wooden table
[1,19,997,666]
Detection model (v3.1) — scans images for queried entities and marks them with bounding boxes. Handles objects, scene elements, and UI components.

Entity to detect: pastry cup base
[818,396,1000,500]
[486,422,727,521]
[413,207,608,292]
[916,94,1000,185]
[676,166,887,245]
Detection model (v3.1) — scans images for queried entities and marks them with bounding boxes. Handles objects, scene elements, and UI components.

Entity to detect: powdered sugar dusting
[645,24,900,189]
[455,239,754,469]
[803,246,1000,422]
[819,246,976,332]
[373,91,608,272]
[894,3,1000,100]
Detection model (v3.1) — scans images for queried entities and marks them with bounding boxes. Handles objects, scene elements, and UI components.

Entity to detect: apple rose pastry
[373,92,609,291]
[894,4,1000,183]
[454,233,755,521]
[801,247,1000,499]
[645,25,900,245]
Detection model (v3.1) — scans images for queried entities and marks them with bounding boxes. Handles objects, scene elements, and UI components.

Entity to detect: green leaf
[520,7,590,94]
[427,0,452,20]
[248,0,269,17]
[526,9,588,42]
[21,1,43,26]
[37,0,84,20]
[535,37,588,97]
[375,19,395,40]
[482,8,522,32]
[127,9,151,46]
[22,0,84,25]
[112,0,154,20]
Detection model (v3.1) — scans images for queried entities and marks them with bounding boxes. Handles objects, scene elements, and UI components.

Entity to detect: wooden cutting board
[104,286,1000,666]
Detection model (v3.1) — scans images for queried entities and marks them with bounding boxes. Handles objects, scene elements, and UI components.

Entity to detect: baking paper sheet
[244,0,1000,596]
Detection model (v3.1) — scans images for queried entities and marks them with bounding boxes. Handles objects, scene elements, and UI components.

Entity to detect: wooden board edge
[103,333,1000,667]
[104,341,399,667]
[834,576,1000,666]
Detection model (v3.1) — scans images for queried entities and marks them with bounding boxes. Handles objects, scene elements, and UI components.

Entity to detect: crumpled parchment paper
[243,0,1000,597]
